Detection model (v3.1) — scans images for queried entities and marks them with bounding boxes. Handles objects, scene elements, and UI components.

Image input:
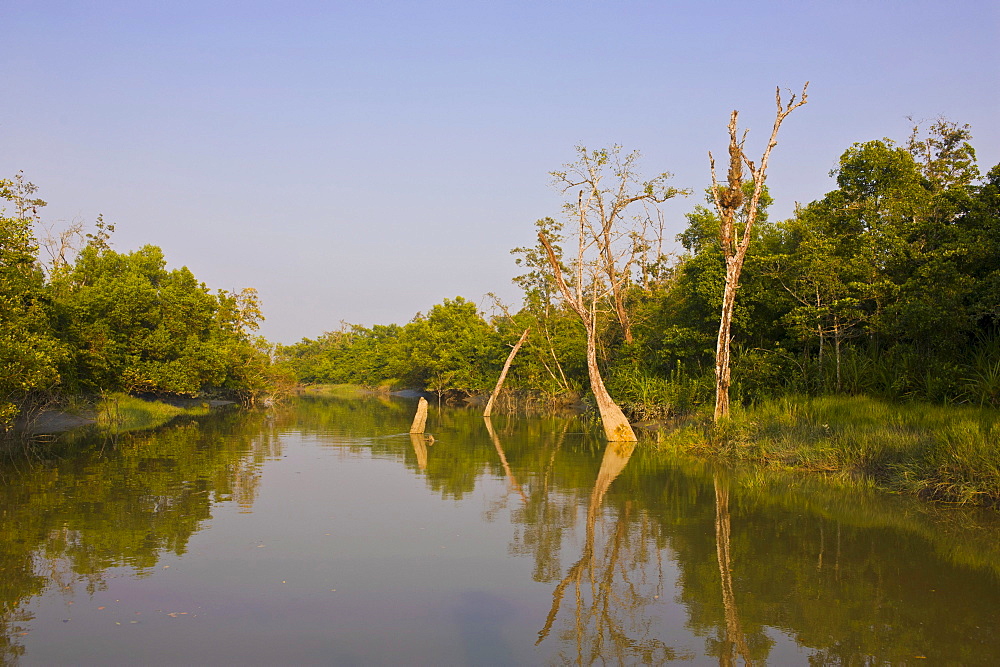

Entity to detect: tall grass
[608,364,713,421]
[97,393,209,433]
[800,337,1000,406]
[657,395,1000,506]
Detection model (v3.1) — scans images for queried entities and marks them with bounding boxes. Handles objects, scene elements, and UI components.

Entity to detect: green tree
[52,239,268,399]
[0,173,63,427]
[397,297,501,395]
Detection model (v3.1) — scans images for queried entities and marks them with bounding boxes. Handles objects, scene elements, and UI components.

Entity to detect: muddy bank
[14,411,98,435]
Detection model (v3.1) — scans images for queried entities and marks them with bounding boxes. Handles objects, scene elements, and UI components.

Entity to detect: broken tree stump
[409,397,429,434]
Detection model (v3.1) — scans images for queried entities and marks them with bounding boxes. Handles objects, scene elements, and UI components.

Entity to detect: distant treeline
[1,174,278,428]
[280,120,1000,415]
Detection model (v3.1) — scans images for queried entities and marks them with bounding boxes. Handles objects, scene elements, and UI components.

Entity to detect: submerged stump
[409,397,429,434]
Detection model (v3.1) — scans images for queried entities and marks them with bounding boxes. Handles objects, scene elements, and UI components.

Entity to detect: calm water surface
[2,396,999,665]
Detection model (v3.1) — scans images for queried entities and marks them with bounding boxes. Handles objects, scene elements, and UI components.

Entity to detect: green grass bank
[655,395,1000,506]
[95,393,213,433]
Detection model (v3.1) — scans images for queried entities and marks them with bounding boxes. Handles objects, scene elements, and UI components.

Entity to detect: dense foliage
[281,120,1000,414]
[0,174,276,428]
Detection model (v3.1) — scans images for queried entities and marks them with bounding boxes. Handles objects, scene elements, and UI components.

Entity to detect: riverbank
[655,395,1000,506]
[12,393,236,436]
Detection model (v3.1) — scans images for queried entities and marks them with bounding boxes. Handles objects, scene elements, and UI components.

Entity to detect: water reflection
[2,397,999,664]
[408,433,429,471]
[534,439,681,663]
[484,417,527,504]
[0,412,280,662]
[714,474,752,665]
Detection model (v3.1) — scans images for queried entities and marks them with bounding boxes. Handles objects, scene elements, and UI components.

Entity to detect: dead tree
[711,84,809,421]
[483,328,530,417]
[539,219,637,442]
[550,146,684,344]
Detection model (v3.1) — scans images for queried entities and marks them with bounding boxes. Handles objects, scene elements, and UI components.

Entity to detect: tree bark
[714,262,740,420]
[483,328,530,417]
[586,321,637,441]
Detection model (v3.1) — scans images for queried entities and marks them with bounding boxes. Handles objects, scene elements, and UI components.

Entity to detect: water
[2,396,999,665]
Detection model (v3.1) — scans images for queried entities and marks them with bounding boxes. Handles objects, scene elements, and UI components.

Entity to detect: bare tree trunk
[817,285,825,371]
[834,316,842,392]
[612,287,633,344]
[539,232,637,442]
[586,320,638,441]
[711,84,808,421]
[714,263,739,420]
[483,328,530,417]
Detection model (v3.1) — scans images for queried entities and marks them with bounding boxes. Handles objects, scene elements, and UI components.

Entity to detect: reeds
[657,395,1000,506]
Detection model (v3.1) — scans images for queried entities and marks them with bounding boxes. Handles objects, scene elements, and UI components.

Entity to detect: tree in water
[540,146,684,440]
[711,85,808,420]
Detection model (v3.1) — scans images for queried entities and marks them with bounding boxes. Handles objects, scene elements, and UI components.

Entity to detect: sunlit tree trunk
[712,84,809,421]
[539,231,636,441]
[409,396,428,433]
[483,328,529,417]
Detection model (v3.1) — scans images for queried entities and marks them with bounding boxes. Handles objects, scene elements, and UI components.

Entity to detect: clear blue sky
[3,1,997,343]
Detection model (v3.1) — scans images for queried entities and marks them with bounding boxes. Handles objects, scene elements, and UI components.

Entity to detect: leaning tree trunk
[538,231,637,442]
[585,321,637,441]
[483,328,530,417]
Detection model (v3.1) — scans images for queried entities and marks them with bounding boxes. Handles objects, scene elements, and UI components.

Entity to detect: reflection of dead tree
[537,440,634,643]
[536,441,678,663]
[409,433,429,471]
[507,420,572,581]
[714,475,752,665]
[483,417,527,503]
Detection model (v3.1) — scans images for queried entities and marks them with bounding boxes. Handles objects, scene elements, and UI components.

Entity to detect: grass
[656,395,1000,506]
[297,383,376,398]
[608,365,713,421]
[96,393,210,433]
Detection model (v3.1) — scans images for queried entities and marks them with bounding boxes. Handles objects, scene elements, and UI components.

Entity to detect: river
[2,395,999,664]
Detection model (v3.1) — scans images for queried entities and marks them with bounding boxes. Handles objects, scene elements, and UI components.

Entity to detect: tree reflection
[409,433,429,471]
[483,417,527,504]
[0,412,278,662]
[714,474,752,665]
[506,418,573,582]
[536,440,680,664]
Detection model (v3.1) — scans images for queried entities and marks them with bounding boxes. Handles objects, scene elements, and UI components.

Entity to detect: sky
[2,1,998,344]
